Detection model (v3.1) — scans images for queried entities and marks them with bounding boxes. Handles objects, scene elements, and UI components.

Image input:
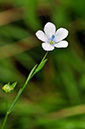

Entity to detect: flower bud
[2,82,17,93]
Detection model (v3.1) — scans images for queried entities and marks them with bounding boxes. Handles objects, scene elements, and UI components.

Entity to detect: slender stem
[41,51,48,62]
[1,93,8,129]
[1,112,8,129]
[32,51,48,76]
[1,52,48,129]
[21,52,48,91]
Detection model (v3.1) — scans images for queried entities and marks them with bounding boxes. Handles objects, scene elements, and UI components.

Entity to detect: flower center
[49,41,54,45]
[49,35,55,45]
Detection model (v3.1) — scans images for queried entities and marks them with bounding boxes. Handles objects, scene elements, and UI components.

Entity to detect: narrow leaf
[11,82,17,88]
[34,59,47,74]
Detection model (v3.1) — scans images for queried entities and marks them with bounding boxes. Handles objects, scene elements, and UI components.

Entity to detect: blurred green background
[0,0,85,129]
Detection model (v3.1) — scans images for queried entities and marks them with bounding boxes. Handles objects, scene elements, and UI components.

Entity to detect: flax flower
[36,22,69,51]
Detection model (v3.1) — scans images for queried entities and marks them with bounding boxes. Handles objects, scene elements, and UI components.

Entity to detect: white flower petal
[55,28,69,42]
[42,43,54,51]
[44,22,56,37]
[36,30,47,42]
[54,40,68,48]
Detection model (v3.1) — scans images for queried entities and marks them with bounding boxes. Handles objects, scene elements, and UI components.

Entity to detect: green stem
[41,51,48,62]
[7,64,38,114]
[1,52,48,129]
[1,94,8,129]
[32,51,48,76]
[1,112,8,129]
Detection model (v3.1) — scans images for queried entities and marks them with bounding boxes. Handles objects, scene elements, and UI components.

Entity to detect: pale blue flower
[36,22,69,51]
